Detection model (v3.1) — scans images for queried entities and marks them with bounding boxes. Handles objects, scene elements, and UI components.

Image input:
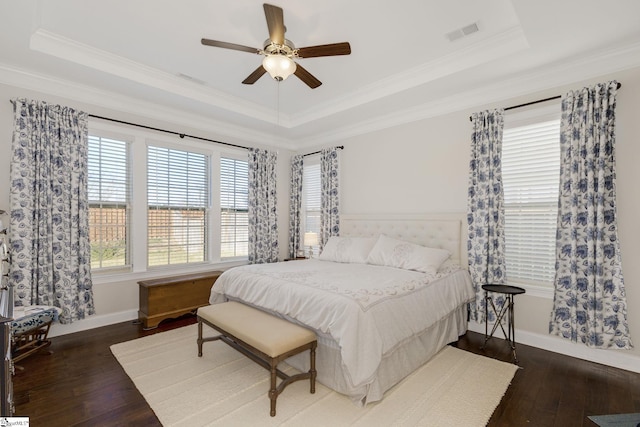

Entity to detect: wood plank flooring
[11,315,640,426]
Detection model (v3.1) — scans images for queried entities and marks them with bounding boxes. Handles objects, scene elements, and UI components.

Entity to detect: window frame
[502,104,561,297]
[301,157,321,256]
[220,154,249,261]
[146,143,211,268]
[87,120,250,284]
[87,131,132,273]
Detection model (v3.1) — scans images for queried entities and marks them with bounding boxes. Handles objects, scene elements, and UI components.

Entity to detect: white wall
[0,83,293,336]
[2,65,638,372]
[336,66,640,372]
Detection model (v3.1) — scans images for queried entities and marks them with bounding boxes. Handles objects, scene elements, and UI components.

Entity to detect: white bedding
[209,259,474,398]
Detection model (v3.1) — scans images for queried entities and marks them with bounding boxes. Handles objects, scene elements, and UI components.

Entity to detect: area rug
[111,324,518,426]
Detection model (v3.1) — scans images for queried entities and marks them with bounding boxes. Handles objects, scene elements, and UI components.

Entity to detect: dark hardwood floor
[11,316,640,426]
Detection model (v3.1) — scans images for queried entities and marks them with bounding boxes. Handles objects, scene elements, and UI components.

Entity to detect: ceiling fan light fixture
[262,54,296,81]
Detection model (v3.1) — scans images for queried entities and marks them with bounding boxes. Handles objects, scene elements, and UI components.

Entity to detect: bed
[209,214,474,406]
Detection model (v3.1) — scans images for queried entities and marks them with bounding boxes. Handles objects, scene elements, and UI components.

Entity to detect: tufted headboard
[340,213,467,266]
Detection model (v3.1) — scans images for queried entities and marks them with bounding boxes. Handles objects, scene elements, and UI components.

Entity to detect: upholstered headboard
[340,213,467,266]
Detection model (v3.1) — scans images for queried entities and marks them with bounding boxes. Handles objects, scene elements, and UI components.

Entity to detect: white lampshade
[304,232,319,247]
[262,55,296,81]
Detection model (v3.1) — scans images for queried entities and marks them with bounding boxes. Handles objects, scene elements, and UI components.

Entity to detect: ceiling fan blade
[201,38,260,54]
[242,66,267,85]
[296,42,351,58]
[263,3,285,45]
[293,63,322,89]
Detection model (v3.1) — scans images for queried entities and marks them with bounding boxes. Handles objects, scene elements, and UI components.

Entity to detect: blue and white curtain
[467,109,506,322]
[9,98,94,324]
[247,148,279,263]
[320,147,340,247]
[288,154,304,259]
[549,81,633,349]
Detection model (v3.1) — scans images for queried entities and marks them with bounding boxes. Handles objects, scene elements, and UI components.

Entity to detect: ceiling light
[262,55,296,81]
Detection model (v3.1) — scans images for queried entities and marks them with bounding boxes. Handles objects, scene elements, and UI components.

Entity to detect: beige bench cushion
[198,302,316,358]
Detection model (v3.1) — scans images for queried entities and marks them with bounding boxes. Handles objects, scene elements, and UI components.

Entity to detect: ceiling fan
[201,3,351,89]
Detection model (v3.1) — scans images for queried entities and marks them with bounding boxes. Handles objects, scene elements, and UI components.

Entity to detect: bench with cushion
[197,302,317,417]
[11,305,60,365]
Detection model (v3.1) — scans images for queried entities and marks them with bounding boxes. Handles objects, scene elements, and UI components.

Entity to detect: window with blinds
[147,146,209,266]
[88,135,130,270]
[502,118,560,286]
[220,157,248,259]
[302,161,321,253]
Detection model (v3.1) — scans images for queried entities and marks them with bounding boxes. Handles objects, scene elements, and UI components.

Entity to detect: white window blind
[147,146,209,266]
[88,135,130,270]
[220,157,248,259]
[502,119,560,286]
[302,162,321,252]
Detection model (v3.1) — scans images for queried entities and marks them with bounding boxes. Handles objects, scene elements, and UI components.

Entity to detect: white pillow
[366,234,451,274]
[318,236,377,263]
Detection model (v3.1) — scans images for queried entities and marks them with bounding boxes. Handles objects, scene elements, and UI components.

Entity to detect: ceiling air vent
[445,22,479,42]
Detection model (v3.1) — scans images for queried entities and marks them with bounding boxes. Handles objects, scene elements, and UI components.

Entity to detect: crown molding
[28,27,529,130]
[29,28,279,126]
[0,63,295,150]
[4,33,639,150]
[289,25,530,127]
[296,39,640,147]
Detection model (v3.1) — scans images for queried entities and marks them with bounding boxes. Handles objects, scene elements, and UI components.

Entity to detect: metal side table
[481,284,526,363]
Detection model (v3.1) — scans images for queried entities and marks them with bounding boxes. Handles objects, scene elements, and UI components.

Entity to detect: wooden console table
[138,270,222,329]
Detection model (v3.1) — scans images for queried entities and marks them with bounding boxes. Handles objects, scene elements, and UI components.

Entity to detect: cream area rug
[111,324,518,427]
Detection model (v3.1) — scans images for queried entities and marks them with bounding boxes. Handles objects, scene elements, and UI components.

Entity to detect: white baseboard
[48,309,139,338]
[468,321,640,374]
[46,311,640,374]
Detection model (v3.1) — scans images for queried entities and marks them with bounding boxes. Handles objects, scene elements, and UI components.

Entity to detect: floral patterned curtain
[467,109,506,322]
[9,98,94,324]
[320,147,340,248]
[549,81,632,349]
[288,154,304,259]
[247,148,279,263]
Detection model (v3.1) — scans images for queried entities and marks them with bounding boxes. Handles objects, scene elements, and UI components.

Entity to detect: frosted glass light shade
[262,55,296,81]
[304,232,319,246]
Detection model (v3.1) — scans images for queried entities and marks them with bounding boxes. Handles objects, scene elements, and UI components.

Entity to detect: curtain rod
[88,114,250,150]
[302,146,344,157]
[7,100,250,150]
[468,82,622,121]
[9,101,342,155]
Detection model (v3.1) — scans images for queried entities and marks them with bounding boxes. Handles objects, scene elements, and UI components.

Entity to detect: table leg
[510,295,518,363]
[482,290,489,349]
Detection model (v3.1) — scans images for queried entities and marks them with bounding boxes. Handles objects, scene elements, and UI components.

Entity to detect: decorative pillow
[318,236,377,263]
[366,234,451,274]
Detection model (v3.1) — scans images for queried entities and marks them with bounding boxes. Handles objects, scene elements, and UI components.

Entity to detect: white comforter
[209,259,474,391]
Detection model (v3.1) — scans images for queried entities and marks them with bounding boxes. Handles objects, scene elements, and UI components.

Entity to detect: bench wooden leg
[269,361,278,417]
[196,316,225,357]
[197,319,203,357]
[310,344,316,394]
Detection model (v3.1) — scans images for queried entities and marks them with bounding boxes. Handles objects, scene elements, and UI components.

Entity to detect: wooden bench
[197,302,317,417]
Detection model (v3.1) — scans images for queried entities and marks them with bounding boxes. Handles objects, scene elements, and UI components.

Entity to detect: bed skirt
[283,302,469,406]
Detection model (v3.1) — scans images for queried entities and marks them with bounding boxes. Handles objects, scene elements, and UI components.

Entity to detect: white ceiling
[1,0,640,149]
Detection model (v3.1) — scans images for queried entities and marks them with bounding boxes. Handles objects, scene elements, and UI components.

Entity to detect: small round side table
[481,284,526,363]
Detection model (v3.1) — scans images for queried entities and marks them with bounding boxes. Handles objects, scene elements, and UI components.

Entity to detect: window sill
[91,260,248,285]
[505,280,554,299]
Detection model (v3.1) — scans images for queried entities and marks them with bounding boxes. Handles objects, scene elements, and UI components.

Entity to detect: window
[88,135,130,270]
[220,157,248,259]
[88,120,251,276]
[502,117,560,286]
[302,161,321,255]
[147,146,209,266]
